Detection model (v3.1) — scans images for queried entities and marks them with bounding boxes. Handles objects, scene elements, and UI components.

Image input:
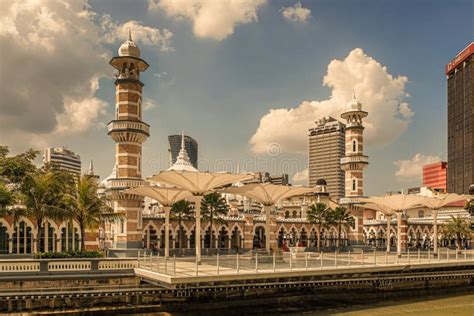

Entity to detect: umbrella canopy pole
[195,197,202,263]
[433,209,438,255]
[265,205,272,253]
[386,215,391,253]
[164,206,171,258]
[396,211,402,256]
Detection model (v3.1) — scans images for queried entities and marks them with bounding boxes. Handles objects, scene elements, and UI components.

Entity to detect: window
[352,140,357,153]
[418,210,424,218]
[352,179,357,192]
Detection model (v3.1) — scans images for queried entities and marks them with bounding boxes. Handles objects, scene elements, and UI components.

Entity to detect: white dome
[348,96,362,110]
[118,39,140,58]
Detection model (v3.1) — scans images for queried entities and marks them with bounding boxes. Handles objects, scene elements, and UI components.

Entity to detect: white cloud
[143,99,158,111]
[292,168,308,185]
[150,0,267,40]
[101,15,173,52]
[0,0,110,145]
[394,153,442,181]
[249,48,413,154]
[280,2,311,24]
[0,0,169,152]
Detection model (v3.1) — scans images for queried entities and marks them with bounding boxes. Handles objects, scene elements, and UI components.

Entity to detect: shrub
[35,250,105,259]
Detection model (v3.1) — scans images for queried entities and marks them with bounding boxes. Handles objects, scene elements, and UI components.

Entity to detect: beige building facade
[308,117,345,201]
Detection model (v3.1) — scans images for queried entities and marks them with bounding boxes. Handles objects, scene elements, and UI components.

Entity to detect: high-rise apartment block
[423,161,447,192]
[308,117,345,201]
[168,134,198,168]
[43,146,81,175]
[446,42,474,194]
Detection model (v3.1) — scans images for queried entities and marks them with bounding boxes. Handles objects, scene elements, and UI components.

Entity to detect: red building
[423,162,447,192]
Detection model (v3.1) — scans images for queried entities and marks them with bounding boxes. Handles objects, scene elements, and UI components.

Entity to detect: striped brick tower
[107,31,150,252]
[340,94,369,245]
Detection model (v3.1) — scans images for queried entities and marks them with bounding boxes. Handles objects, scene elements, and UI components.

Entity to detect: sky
[0,0,472,195]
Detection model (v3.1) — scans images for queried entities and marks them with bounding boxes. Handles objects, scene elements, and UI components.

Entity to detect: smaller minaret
[85,160,100,180]
[168,131,198,172]
[340,94,369,200]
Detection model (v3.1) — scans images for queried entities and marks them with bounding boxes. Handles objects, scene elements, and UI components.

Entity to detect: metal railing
[0,258,138,274]
[137,249,474,278]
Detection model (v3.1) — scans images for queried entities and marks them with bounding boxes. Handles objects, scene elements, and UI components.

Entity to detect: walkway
[135,249,474,285]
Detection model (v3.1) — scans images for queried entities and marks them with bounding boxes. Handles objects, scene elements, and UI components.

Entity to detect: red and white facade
[423,162,447,192]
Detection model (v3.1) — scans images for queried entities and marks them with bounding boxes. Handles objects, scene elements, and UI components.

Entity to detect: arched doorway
[189,229,196,249]
[159,229,173,249]
[204,227,215,248]
[0,223,8,254]
[230,227,241,250]
[253,226,265,249]
[277,228,286,248]
[13,221,33,254]
[300,228,308,247]
[217,227,229,249]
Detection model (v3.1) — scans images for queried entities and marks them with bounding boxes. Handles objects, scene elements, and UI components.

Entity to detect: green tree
[171,199,194,250]
[443,215,472,252]
[201,192,228,249]
[327,207,355,250]
[20,169,74,252]
[0,146,38,188]
[307,203,330,252]
[0,146,39,224]
[63,175,118,250]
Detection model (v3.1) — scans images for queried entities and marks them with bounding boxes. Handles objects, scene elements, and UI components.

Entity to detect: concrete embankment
[1,262,473,314]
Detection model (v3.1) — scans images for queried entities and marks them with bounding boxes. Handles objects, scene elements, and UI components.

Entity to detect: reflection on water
[125,292,474,316]
[314,293,474,316]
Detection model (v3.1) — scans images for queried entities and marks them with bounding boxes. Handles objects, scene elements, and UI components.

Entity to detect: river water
[135,292,473,316]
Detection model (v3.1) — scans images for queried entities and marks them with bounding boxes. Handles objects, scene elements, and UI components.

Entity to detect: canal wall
[0,260,473,313]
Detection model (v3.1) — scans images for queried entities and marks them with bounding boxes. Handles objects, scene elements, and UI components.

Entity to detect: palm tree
[171,199,193,251]
[201,192,228,249]
[20,169,74,252]
[465,200,474,216]
[306,203,330,251]
[443,216,471,252]
[63,175,119,251]
[327,207,355,250]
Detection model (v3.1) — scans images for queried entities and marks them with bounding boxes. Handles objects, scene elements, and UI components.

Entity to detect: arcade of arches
[0,219,81,254]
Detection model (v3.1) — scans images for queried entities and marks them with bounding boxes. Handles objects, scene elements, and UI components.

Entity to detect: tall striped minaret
[340,94,369,245]
[107,32,150,250]
[340,94,369,198]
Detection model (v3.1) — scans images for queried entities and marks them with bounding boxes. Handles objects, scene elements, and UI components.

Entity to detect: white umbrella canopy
[361,194,429,255]
[124,186,193,206]
[148,170,255,194]
[363,203,396,215]
[360,194,428,212]
[147,170,255,261]
[221,183,318,252]
[221,183,318,206]
[124,186,194,258]
[414,193,468,209]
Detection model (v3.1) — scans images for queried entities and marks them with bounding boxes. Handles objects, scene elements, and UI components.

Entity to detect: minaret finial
[88,160,94,175]
[128,28,132,41]
[353,90,356,99]
[181,130,185,150]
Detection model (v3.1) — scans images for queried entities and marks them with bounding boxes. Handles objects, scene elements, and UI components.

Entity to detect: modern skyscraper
[106,32,150,250]
[446,42,474,194]
[308,116,345,201]
[423,161,447,192]
[43,146,81,175]
[168,134,198,168]
[340,95,369,199]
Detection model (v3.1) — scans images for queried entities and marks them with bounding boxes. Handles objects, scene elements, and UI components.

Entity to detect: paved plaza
[136,249,474,281]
